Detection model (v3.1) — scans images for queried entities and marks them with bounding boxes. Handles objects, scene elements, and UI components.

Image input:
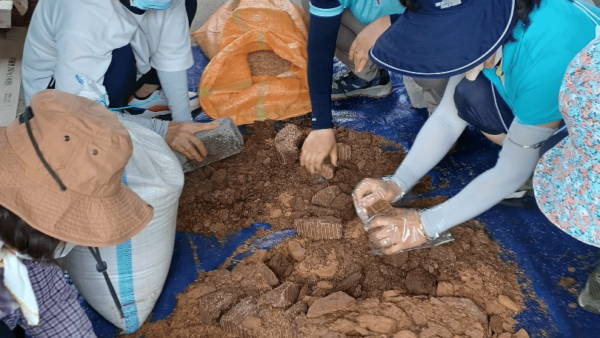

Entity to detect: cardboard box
[0,27,26,127]
[0,0,13,28]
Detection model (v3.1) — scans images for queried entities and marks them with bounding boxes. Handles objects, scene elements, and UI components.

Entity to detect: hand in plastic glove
[352,178,403,221]
[165,121,219,162]
[368,208,428,255]
[349,16,391,73]
[300,129,338,175]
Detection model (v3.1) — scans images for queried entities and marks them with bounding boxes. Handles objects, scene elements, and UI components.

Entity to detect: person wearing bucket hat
[352,0,600,255]
[20,0,221,163]
[0,90,154,336]
[299,0,451,175]
[533,34,600,315]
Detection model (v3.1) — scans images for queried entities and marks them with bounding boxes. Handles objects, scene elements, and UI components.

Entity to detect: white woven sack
[62,119,184,333]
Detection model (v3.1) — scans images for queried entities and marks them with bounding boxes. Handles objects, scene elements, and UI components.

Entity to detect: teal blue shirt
[484,0,600,125]
[310,0,404,25]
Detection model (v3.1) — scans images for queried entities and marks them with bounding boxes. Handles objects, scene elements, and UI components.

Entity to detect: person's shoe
[331,69,392,100]
[579,261,600,315]
[504,179,534,199]
[127,90,199,117]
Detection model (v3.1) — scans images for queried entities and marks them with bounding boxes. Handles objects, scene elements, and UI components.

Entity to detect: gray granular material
[177,117,244,173]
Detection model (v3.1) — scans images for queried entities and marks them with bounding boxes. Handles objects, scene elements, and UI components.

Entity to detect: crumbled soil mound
[133,122,526,338]
[129,217,524,337]
[177,120,432,237]
[247,50,292,77]
[133,201,524,337]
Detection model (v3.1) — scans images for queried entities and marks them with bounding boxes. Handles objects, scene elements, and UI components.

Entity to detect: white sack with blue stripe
[62,119,184,333]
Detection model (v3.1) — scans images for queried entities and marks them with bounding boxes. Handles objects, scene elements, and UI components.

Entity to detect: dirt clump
[133,209,524,337]
[247,50,292,77]
[133,122,526,338]
[177,121,410,237]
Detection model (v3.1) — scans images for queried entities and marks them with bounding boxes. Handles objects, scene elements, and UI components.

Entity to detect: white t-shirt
[22,0,194,105]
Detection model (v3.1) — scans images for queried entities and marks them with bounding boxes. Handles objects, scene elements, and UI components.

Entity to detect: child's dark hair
[0,205,60,262]
[399,0,542,30]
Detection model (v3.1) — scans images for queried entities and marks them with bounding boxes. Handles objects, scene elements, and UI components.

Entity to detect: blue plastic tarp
[88,47,598,338]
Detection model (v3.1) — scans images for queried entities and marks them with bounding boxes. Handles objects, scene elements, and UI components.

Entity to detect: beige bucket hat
[0,90,153,247]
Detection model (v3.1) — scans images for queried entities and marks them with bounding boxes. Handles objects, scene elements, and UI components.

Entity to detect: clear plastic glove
[300,129,338,175]
[367,208,428,255]
[350,16,391,73]
[166,122,219,162]
[352,177,403,223]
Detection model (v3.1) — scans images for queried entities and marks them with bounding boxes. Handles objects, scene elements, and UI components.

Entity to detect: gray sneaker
[579,260,600,315]
[331,69,392,100]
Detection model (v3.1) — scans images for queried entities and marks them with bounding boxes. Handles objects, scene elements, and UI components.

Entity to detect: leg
[2,261,96,338]
[411,77,450,114]
[331,11,392,99]
[103,44,138,109]
[334,10,378,81]
[453,73,514,145]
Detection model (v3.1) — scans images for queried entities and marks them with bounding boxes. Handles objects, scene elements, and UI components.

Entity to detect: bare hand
[300,129,338,175]
[368,208,428,255]
[350,16,391,73]
[165,121,219,162]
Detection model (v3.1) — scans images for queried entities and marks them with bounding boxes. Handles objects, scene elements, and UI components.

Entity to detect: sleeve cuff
[309,2,344,17]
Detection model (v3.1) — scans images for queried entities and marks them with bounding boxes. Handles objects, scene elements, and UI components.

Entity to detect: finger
[382,243,405,255]
[186,145,204,162]
[179,149,194,162]
[368,227,390,242]
[349,40,358,61]
[306,152,318,175]
[356,52,368,74]
[312,152,328,175]
[352,179,375,205]
[308,153,321,175]
[330,143,338,167]
[192,122,220,132]
[299,148,308,168]
[354,50,365,73]
[361,191,387,208]
[368,215,397,230]
[369,229,394,249]
[189,137,208,157]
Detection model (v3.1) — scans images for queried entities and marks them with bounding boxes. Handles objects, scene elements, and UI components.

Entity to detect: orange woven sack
[192,0,311,125]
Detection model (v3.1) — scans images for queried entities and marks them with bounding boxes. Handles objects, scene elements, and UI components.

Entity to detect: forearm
[390,75,467,192]
[421,121,557,237]
[157,69,192,122]
[307,13,341,130]
[114,111,169,138]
